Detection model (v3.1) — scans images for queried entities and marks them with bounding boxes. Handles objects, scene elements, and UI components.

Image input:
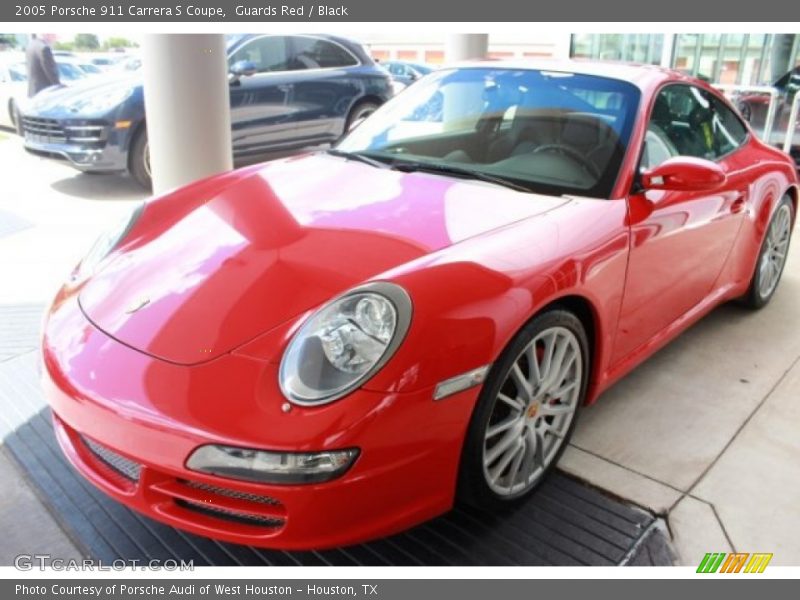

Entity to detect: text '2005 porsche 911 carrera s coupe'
[42,60,797,550]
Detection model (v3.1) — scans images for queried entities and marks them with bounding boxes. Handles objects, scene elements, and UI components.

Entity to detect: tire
[9,100,22,136]
[457,308,590,510]
[344,101,379,133]
[742,195,794,309]
[129,127,152,190]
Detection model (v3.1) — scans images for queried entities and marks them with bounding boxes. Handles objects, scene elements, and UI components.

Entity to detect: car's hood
[79,153,569,365]
[25,74,140,115]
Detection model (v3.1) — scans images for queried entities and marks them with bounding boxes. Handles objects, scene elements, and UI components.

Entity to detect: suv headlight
[279,282,412,406]
[75,203,143,279]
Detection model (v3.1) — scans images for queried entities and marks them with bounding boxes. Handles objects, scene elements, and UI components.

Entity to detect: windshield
[338,67,641,198]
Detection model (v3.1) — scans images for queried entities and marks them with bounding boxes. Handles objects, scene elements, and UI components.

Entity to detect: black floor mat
[5,408,672,566]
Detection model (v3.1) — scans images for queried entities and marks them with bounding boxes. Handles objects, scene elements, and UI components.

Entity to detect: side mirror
[641,157,726,192]
[229,60,257,78]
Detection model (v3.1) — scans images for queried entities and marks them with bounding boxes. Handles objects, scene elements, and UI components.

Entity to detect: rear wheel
[742,195,794,309]
[129,127,152,190]
[458,308,589,509]
[345,101,379,133]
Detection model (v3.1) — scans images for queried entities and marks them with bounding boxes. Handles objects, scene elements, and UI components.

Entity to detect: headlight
[186,445,359,484]
[279,282,412,406]
[75,203,143,279]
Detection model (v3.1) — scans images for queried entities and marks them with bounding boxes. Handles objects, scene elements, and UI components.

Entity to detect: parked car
[42,60,797,549]
[735,66,799,123]
[0,60,26,131]
[382,60,434,86]
[68,59,104,77]
[20,34,392,188]
[113,55,141,73]
[54,60,90,83]
[87,54,126,71]
[0,56,89,132]
[733,66,800,163]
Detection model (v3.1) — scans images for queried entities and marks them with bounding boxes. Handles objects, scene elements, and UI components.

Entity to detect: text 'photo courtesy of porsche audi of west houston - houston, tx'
[42,60,797,550]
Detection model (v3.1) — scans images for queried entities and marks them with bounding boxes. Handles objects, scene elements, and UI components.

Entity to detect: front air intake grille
[179,479,281,506]
[81,436,141,482]
[22,117,66,143]
[174,499,285,528]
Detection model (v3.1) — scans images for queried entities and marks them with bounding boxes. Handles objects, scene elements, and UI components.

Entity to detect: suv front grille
[22,117,66,143]
[23,118,107,145]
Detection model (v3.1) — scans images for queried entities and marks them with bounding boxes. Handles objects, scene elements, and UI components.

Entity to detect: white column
[445,34,489,62]
[660,34,676,68]
[553,34,572,60]
[141,34,233,194]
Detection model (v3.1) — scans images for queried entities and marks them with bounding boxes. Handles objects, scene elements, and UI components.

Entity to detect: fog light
[186,445,359,484]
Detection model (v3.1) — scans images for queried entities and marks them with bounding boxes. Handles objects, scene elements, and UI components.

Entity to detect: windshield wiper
[390,161,536,193]
[327,148,391,169]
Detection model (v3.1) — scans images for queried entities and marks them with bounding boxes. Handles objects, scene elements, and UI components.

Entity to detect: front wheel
[742,195,794,309]
[9,100,22,135]
[458,308,589,509]
[129,127,152,190]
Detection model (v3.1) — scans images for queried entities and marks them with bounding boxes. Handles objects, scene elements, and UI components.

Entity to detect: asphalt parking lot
[0,130,798,565]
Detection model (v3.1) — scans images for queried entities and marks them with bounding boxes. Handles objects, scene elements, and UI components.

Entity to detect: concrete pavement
[0,131,798,565]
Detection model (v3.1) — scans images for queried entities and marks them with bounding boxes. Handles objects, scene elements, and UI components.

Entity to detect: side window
[288,37,358,70]
[641,127,677,169]
[229,36,290,73]
[706,93,748,152]
[648,85,746,162]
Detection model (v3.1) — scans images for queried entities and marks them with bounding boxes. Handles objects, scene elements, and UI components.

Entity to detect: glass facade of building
[571,34,800,86]
[571,34,664,65]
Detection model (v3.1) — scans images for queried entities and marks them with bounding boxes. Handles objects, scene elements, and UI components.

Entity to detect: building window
[570,34,663,65]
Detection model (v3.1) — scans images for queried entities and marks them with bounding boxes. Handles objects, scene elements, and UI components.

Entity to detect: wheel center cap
[527,402,539,419]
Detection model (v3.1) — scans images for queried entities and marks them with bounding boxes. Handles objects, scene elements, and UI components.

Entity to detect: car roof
[449,58,707,92]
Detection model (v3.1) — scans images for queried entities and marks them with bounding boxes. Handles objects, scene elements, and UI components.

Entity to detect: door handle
[731,192,747,214]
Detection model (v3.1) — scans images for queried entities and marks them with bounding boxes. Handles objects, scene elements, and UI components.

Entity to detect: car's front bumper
[42,287,478,549]
[21,116,130,173]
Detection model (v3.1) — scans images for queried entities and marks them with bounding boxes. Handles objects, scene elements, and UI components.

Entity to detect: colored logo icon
[697,552,773,573]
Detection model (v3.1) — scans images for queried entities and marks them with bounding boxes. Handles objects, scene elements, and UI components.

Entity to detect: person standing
[25,34,60,97]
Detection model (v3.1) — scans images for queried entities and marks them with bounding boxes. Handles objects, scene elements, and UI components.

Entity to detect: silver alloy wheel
[758,204,792,300]
[482,326,582,496]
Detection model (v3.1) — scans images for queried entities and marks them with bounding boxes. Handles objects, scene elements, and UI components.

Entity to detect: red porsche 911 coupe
[42,60,797,550]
